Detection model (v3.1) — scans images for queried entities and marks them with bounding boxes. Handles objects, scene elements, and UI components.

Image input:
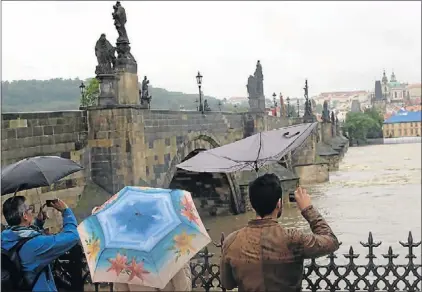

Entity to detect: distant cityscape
[224,70,421,122]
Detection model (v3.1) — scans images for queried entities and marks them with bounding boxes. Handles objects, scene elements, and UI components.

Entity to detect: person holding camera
[219,174,339,292]
[1,196,79,291]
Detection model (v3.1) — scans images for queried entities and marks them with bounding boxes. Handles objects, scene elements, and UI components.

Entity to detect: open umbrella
[1,156,83,196]
[77,186,211,289]
[176,122,318,173]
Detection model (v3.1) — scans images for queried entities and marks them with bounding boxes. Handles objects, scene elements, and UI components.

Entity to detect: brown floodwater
[202,143,422,262]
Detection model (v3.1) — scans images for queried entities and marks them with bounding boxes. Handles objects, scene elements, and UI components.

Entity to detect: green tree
[363,108,384,138]
[315,104,323,114]
[344,111,379,142]
[1,78,229,112]
[287,105,298,117]
[80,78,100,107]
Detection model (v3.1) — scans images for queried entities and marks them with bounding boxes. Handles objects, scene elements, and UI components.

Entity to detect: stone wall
[294,163,329,185]
[86,107,245,190]
[1,111,89,231]
[322,155,340,171]
[1,108,343,224]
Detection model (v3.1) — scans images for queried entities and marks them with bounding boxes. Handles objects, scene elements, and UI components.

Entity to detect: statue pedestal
[96,74,119,106]
[248,98,265,113]
[115,70,140,105]
[139,97,151,109]
[115,40,140,105]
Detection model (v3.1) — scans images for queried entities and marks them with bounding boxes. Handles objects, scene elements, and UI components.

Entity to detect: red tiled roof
[407,83,422,89]
[319,90,368,97]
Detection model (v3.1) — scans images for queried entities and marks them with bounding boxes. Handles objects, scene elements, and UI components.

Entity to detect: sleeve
[31,208,80,266]
[290,205,340,259]
[219,233,237,290]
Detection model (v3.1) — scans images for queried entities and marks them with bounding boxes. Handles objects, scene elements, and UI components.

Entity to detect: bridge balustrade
[54,231,421,292]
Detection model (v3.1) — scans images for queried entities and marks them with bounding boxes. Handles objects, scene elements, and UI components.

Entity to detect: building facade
[381,70,409,105]
[383,109,421,138]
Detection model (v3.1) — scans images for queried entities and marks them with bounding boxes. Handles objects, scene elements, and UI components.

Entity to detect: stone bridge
[1,0,349,231]
[1,107,347,230]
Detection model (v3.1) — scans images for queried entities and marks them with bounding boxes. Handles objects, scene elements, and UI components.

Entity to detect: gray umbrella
[1,156,83,196]
[176,123,318,173]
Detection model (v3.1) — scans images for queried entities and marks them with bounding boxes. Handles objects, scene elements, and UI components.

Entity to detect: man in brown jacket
[220,174,339,292]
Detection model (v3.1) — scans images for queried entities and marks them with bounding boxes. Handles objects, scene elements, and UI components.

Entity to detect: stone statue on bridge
[254,60,264,97]
[112,1,136,68]
[246,61,265,113]
[95,34,116,75]
[112,1,128,42]
[322,100,330,122]
[139,76,152,108]
[247,75,257,99]
[280,94,287,117]
[141,76,149,98]
[303,79,315,123]
[204,99,211,112]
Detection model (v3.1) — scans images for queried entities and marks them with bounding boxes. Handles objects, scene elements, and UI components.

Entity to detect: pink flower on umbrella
[180,195,199,225]
[107,253,128,276]
[181,195,195,211]
[126,258,150,282]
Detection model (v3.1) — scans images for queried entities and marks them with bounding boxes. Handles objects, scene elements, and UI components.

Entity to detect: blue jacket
[1,208,80,292]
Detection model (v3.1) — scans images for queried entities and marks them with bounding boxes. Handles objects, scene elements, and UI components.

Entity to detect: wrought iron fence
[54,231,421,292]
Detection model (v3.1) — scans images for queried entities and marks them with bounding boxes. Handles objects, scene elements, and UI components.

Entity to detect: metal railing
[54,231,421,292]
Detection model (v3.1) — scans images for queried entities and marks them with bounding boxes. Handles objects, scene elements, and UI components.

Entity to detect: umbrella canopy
[177,122,318,173]
[77,186,211,289]
[1,156,83,196]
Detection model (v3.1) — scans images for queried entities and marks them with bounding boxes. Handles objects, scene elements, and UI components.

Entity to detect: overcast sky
[2,1,421,98]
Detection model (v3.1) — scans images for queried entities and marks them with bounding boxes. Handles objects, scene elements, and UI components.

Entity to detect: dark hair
[2,196,27,226]
[249,173,282,218]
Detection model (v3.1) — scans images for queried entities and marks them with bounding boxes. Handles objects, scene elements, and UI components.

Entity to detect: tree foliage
[1,78,249,112]
[80,78,99,107]
[287,105,298,117]
[315,104,323,114]
[344,107,383,141]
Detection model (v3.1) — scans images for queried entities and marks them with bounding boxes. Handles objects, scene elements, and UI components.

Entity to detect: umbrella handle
[12,185,21,197]
[283,131,300,139]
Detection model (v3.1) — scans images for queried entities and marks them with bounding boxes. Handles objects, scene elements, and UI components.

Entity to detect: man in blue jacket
[1,196,80,291]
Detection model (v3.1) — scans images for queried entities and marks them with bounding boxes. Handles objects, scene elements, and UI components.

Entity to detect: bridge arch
[162,134,242,216]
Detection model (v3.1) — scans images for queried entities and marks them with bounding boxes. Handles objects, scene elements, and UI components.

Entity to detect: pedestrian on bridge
[219,174,340,292]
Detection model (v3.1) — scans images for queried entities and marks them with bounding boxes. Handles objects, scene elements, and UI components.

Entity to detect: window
[404,129,407,136]
[411,129,414,135]
[394,92,398,98]
[398,129,402,136]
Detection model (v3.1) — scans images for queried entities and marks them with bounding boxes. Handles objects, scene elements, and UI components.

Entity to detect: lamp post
[286,96,291,117]
[196,71,204,114]
[79,81,86,106]
[297,98,300,117]
[272,92,277,108]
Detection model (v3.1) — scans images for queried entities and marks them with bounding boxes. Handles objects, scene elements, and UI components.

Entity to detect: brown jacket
[114,263,192,291]
[220,205,339,292]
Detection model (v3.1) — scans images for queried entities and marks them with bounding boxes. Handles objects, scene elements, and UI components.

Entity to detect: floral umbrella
[77,186,211,289]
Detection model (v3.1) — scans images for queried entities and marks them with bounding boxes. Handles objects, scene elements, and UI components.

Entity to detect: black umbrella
[1,156,83,196]
[177,123,318,173]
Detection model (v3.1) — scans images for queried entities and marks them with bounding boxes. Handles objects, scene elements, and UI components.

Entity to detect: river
[202,143,421,260]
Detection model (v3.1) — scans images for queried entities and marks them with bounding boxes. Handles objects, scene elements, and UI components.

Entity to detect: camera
[288,192,296,203]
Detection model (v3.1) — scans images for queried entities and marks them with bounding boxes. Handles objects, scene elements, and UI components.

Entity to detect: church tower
[381,70,389,99]
[390,70,397,83]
